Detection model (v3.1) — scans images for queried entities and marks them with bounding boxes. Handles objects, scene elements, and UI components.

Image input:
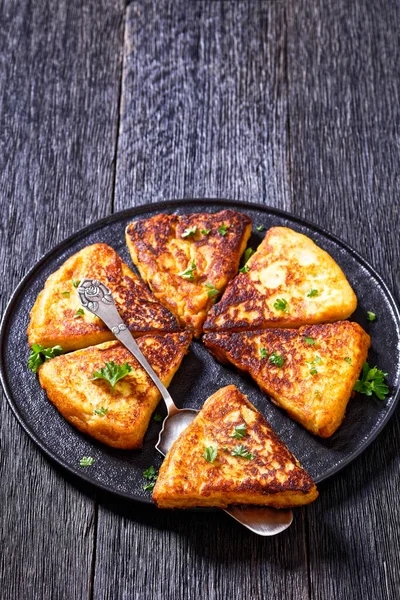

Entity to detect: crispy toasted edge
[203,323,371,437]
[38,333,192,449]
[153,385,318,508]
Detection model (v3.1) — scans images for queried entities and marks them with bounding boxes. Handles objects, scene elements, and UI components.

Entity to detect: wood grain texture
[287,1,400,599]
[114,0,291,210]
[0,0,125,598]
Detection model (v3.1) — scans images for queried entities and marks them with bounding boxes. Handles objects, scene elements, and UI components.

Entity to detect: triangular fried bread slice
[204,227,357,332]
[153,385,318,509]
[28,243,179,351]
[125,210,252,337]
[38,331,191,449]
[203,322,370,437]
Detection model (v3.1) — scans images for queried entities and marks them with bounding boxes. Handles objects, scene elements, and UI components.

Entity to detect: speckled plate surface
[1,199,400,504]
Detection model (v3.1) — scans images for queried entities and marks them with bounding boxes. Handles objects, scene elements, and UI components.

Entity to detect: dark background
[1,1,399,599]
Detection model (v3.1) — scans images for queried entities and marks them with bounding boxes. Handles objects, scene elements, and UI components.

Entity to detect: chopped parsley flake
[201,228,211,235]
[153,413,163,422]
[304,336,317,345]
[80,457,95,467]
[239,264,249,274]
[310,368,318,376]
[259,347,268,359]
[218,224,229,236]
[181,226,197,238]
[143,466,158,492]
[231,424,247,439]
[72,279,81,288]
[256,225,265,232]
[202,445,218,463]
[205,282,220,299]
[94,407,109,416]
[74,308,85,318]
[61,291,70,298]
[344,357,352,365]
[307,289,319,298]
[178,260,196,281]
[367,311,377,322]
[269,352,285,367]
[273,298,288,312]
[231,445,255,460]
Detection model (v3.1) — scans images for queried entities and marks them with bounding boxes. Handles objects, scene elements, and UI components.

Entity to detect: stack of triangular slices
[28,210,371,510]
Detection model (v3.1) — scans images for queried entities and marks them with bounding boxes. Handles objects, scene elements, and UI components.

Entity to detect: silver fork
[77,278,293,536]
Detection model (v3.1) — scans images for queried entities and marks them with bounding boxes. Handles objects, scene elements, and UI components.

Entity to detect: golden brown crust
[204,227,358,332]
[125,210,252,337]
[153,385,318,509]
[203,322,371,437]
[28,243,179,351]
[38,331,192,449]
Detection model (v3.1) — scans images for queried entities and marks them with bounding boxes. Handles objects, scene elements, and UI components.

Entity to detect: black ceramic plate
[1,199,400,504]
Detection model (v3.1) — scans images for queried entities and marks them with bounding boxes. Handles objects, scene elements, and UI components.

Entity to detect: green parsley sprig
[218,224,229,236]
[94,407,109,416]
[304,336,317,345]
[367,311,377,322]
[353,362,389,400]
[269,352,285,367]
[74,308,85,319]
[28,344,64,373]
[91,361,132,393]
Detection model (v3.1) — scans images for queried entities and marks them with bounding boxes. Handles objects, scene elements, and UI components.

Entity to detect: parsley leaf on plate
[353,362,389,400]
[91,361,132,393]
[80,457,95,467]
[306,289,319,298]
[28,344,64,373]
[367,311,377,322]
[143,466,158,491]
[256,225,265,232]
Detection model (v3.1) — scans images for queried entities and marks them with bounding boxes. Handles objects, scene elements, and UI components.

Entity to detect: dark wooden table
[1,1,399,598]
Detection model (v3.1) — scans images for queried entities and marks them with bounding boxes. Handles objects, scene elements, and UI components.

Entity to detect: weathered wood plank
[287,2,400,599]
[95,2,309,600]
[0,0,125,598]
[114,0,291,211]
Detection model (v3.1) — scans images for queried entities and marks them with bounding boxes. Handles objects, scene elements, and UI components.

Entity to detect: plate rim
[1,198,400,502]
